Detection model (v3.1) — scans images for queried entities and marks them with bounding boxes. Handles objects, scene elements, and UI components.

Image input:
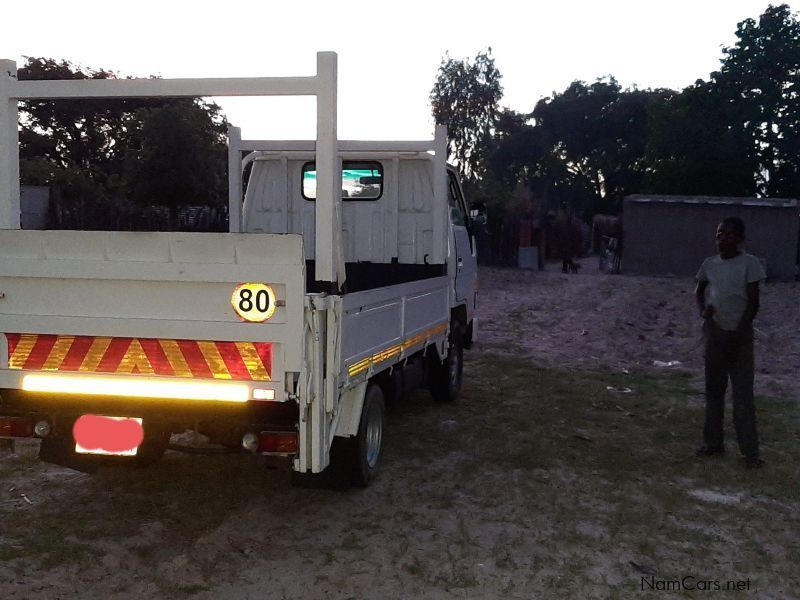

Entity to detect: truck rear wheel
[292,383,385,489]
[343,382,385,487]
[430,323,463,402]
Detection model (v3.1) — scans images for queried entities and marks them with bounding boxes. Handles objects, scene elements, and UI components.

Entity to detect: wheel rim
[365,402,382,469]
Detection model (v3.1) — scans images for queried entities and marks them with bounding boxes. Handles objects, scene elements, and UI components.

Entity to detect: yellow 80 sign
[231,283,277,322]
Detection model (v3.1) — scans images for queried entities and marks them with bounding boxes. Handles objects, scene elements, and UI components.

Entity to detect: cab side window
[448,172,468,227]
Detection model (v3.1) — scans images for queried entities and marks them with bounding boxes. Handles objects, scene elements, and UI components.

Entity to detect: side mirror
[469,204,487,225]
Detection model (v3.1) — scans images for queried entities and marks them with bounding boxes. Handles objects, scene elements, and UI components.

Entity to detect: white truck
[0,52,477,486]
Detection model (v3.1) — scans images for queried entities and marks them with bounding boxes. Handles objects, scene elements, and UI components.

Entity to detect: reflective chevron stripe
[5,334,272,382]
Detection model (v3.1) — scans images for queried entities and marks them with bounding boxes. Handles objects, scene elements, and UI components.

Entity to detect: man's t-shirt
[696,253,766,331]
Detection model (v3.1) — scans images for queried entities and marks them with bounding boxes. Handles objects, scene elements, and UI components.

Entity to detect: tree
[531,79,662,215]
[17,57,229,225]
[712,3,800,197]
[644,4,800,198]
[124,100,228,210]
[485,109,544,189]
[18,58,138,204]
[644,81,757,196]
[430,49,503,181]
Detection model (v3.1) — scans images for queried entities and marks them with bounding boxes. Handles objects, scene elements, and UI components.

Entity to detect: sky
[1,0,795,141]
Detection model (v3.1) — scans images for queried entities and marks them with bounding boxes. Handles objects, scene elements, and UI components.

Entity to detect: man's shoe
[745,457,764,469]
[696,444,725,456]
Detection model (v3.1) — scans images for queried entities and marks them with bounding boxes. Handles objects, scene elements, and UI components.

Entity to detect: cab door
[448,170,477,321]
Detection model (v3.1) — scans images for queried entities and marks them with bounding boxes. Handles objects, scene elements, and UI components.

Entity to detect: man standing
[694,217,766,468]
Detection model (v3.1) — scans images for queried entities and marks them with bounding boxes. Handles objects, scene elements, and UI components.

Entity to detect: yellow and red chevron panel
[6,334,271,382]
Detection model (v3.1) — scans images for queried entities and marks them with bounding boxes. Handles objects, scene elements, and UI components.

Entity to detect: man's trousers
[703,319,760,458]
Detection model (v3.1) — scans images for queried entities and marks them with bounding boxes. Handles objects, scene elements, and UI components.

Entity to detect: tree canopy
[714,3,800,197]
[530,79,666,216]
[645,4,800,198]
[644,80,757,196]
[432,4,800,229]
[16,4,800,240]
[18,57,228,227]
[430,49,503,182]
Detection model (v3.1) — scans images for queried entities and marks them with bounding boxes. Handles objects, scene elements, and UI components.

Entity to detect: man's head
[716,217,745,256]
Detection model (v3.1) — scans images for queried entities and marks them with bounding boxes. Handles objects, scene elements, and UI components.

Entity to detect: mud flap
[39,435,99,473]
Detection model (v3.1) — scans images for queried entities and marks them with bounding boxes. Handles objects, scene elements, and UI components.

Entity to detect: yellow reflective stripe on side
[347,322,449,378]
[430,322,448,337]
[348,358,371,377]
[374,345,402,363]
[9,334,38,369]
[401,334,425,351]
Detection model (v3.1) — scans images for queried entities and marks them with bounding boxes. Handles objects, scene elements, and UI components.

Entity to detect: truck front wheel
[429,323,463,402]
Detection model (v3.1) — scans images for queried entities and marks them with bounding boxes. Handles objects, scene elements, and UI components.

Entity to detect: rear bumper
[0,387,296,425]
[0,370,298,441]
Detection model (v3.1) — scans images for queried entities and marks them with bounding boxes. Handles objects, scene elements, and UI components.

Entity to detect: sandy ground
[478,264,800,400]
[1,265,798,599]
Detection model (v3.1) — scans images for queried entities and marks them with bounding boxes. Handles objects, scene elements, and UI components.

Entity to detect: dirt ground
[477,264,800,400]
[1,265,798,599]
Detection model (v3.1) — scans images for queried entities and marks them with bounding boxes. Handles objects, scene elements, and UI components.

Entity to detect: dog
[562,258,582,274]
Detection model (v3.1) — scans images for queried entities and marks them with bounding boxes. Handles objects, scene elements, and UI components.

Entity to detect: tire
[350,383,385,487]
[430,323,464,403]
[463,320,474,350]
[291,383,385,489]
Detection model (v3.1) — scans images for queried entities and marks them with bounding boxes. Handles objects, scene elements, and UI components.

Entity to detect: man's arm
[737,281,760,332]
[695,280,714,318]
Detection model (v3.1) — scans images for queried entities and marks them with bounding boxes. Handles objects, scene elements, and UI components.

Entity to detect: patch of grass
[492,542,517,570]
[433,566,479,590]
[0,528,104,570]
[3,347,798,595]
[388,350,800,591]
[507,306,549,328]
[403,555,425,578]
[0,542,23,561]
[176,584,210,595]
[339,532,366,552]
[457,352,797,495]
[0,453,274,569]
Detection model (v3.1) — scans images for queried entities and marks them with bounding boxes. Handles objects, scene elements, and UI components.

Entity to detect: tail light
[258,431,298,454]
[0,417,35,438]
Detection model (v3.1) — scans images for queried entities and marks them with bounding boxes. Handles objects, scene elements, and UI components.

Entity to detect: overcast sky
[2,0,795,141]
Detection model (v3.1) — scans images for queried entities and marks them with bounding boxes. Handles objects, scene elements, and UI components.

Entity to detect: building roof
[625,194,798,209]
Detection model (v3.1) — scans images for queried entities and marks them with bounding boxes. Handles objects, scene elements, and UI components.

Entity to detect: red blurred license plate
[73,415,144,456]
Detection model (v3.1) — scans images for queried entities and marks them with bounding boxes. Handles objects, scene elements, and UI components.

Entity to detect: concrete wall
[623,195,798,280]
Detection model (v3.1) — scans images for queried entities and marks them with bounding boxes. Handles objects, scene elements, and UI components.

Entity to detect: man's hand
[695,280,710,319]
